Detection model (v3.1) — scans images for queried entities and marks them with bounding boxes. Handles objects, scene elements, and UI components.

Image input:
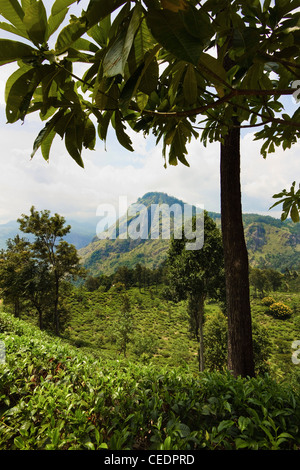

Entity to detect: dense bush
[1,312,300,450]
[269,302,293,319]
[203,311,272,375]
[261,296,276,307]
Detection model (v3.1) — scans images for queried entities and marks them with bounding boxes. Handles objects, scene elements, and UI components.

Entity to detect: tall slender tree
[166,212,225,371]
[0,0,299,375]
[18,206,84,334]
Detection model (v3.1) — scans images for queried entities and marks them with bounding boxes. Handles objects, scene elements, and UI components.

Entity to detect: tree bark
[198,300,205,372]
[220,126,255,378]
[54,272,60,336]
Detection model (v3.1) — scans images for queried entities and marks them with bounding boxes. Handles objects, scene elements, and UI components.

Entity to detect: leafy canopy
[0,0,299,210]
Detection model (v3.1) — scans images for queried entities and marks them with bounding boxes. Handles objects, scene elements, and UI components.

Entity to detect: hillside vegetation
[79,193,300,276]
[1,308,300,450]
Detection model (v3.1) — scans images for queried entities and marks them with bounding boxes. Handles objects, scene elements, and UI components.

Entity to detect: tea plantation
[1,286,300,450]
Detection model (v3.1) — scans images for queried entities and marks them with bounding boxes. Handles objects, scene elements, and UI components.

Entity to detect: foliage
[270,182,300,223]
[0,208,84,335]
[261,296,276,307]
[1,0,300,378]
[0,311,300,451]
[269,301,293,320]
[203,311,228,372]
[0,0,298,166]
[165,212,225,370]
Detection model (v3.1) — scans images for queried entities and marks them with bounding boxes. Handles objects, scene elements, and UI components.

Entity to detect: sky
[0,1,299,225]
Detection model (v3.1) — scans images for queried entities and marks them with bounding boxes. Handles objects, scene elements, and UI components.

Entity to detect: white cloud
[0,61,299,225]
[0,112,299,225]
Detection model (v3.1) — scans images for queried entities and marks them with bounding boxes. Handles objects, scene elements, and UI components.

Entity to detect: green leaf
[14,436,25,449]
[139,55,159,95]
[182,5,214,41]
[183,64,198,104]
[55,16,88,54]
[198,53,227,96]
[6,64,52,123]
[6,67,36,122]
[47,6,69,40]
[136,91,149,111]
[167,122,190,167]
[238,416,251,432]
[5,64,32,103]
[0,21,26,39]
[217,420,234,432]
[113,110,134,152]
[132,18,156,68]
[103,5,142,77]
[0,38,36,64]
[103,31,127,77]
[0,0,28,38]
[23,0,48,46]
[146,8,206,65]
[94,78,119,111]
[51,0,78,16]
[290,203,300,223]
[55,0,127,53]
[83,117,96,150]
[97,110,112,146]
[41,128,56,161]
[31,109,65,160]
[87,16,111,47]
[65,116,85,167]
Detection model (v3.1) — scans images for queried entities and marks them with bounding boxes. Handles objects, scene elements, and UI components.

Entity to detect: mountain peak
[137,192,187,208]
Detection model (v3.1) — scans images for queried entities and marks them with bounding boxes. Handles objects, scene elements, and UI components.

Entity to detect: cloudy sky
[0,2,299,225]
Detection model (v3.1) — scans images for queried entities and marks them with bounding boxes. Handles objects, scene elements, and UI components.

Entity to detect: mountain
[78,192,300,275]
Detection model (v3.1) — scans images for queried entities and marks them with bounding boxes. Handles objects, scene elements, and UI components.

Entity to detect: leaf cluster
[0,0,299,169]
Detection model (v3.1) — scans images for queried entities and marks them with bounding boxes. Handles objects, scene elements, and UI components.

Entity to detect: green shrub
[203,312,272,374]
[261,296,275,307]
[269,302,293,319]
[204,311,227,371]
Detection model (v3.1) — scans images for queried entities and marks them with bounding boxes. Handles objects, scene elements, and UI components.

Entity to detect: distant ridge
[0,218,97,251]
[78,192,300,275]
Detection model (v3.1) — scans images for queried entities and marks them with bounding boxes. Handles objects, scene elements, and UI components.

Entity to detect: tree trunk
[14,298,20,318]
[220,126,255,378]
[198,300,205,372]
[54,273,60,336]
[37,306,43,330]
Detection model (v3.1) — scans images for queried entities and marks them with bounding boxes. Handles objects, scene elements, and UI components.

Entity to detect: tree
[18,206,84,335]
[0,0,299,376]
[249,267,269,297]
[166,212,225,371]
[0,234,55,329]
[115,292,134,357]
[0,235,31,318]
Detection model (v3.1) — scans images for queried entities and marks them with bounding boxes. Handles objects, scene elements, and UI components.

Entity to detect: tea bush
[261,296,276,307]
[269,302,293,320]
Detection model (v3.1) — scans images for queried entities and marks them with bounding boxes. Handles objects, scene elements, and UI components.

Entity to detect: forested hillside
[79,192,300,275]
